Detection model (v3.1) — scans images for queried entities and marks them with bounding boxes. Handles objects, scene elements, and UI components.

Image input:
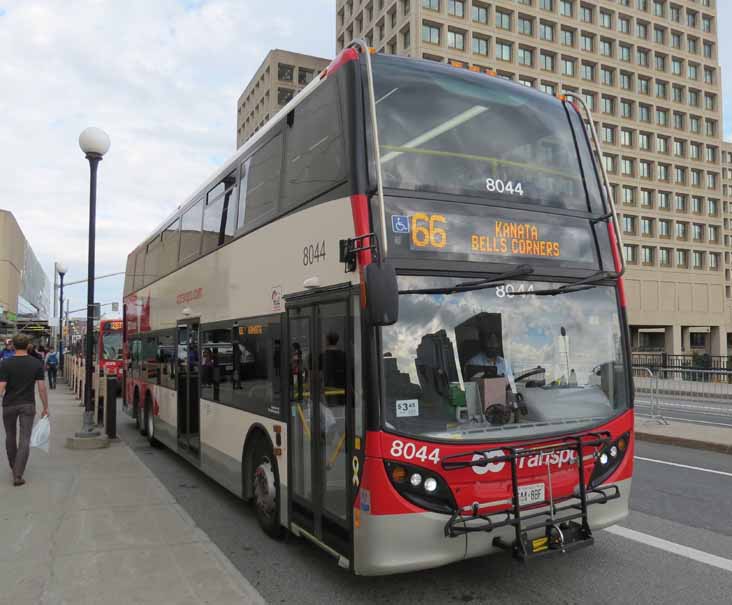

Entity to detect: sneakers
[13,477,25,487]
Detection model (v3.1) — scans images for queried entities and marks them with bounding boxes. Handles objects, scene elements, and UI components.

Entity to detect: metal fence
[632,352,731,373]
[642,368,732,401]
[632,367,666,424]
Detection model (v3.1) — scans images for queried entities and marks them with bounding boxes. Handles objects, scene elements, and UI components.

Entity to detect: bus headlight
[384,461,456,514]
[588,432,630,489]
[423,477,438,493]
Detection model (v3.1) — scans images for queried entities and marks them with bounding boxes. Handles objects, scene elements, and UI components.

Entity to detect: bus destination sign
[386,199,596,267]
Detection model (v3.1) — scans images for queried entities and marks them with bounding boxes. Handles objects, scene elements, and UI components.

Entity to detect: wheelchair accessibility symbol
[391,215,410,234]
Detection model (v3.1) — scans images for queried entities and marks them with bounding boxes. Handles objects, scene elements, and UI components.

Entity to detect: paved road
[118,416,732,605]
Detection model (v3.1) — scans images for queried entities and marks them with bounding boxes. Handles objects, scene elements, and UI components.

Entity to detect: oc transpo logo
[471,449,577,475]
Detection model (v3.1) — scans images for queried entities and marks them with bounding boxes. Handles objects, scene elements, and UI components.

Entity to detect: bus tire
[133,388,143,432]
[251,436,283,539]
[145,397,159,447]
[136,391,146,436]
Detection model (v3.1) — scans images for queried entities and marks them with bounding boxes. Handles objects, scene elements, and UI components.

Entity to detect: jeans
[47,366,57,389]
[3,404,36,479]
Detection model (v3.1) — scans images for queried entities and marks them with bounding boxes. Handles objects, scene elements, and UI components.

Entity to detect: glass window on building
[495,10,511,30]
[641,189,653,208]
[562,28,575,46]
[624,244,637,264]
[422,23,441,44]
[278,63,294,82]
[660,248,671,266]
[496,41,512,61]
[642,246,654,265]
[518,16,533,35]
[473,35,489,56]
[298,68,314,86]
[447,0,464,17]
[472,3,488,24]
[447,29,465,50]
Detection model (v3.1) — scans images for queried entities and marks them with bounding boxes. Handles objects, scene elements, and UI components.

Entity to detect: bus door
[177,320,201,457]
[287,294,353,559]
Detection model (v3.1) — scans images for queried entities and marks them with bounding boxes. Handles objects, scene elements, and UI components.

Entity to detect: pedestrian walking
[1,339,14,361]
[0,334,49,486]
[46,348,59,390]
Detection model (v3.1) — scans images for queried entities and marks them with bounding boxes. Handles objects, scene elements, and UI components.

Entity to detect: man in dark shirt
[0,334,49,486]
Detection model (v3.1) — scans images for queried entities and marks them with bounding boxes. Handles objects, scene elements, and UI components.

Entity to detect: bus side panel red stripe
[607,220,627,308]
[326,48,359,77]
[350,194,373,267]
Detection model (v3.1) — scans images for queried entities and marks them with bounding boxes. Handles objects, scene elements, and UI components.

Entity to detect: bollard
[106,376,117,439]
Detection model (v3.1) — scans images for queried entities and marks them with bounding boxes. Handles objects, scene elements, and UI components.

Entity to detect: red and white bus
[98,319,124,382]
[122,42,633,575]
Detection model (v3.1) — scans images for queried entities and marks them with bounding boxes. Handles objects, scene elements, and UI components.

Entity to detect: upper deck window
[370,55,602,212]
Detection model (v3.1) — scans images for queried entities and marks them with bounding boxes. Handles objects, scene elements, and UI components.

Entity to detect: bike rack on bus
[441,431,621,561]
[562,93,626,277]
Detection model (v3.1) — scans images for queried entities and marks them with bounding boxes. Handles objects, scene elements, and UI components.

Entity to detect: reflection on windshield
[102,332,123,361]
[371,55,602,210]
[382,278,628,441]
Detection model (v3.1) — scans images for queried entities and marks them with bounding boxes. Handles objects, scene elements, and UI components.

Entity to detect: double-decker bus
[122,42,632,575]
[98,319,124,382]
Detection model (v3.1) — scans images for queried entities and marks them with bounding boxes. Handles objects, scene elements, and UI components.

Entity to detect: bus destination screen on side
[386,199,597,268]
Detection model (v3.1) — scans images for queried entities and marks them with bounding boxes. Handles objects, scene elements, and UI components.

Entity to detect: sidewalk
[0,381,265,605]
[635,415,732,454]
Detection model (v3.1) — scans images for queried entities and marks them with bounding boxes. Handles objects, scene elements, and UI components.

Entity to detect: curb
[636,431,732,455]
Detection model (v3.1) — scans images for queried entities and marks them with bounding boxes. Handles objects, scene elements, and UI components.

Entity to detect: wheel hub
[254,458,276,517]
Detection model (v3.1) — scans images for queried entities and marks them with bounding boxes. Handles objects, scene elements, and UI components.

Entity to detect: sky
[0,0,335,322]
[0,0,730,324]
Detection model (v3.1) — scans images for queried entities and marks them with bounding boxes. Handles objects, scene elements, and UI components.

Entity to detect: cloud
[0,0,334,316]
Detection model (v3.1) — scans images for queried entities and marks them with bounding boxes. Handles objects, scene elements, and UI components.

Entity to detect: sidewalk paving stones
[0,381,265,605]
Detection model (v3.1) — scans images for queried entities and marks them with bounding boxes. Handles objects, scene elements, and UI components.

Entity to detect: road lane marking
[605,526,732,573]
[635,456,732,478]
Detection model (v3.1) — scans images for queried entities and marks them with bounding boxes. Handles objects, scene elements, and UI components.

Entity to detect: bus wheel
[252,438,283,538]
[137,396,146,436]
[146,399,159,447]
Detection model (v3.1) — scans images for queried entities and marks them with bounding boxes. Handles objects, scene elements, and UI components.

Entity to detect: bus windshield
[371,55,601,211]
[102,331,123,361]
[381,277,628,442]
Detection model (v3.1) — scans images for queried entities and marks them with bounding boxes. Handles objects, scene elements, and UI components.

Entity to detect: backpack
[46,353,58,366]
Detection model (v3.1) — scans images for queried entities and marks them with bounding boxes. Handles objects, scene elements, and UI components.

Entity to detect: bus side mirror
[364,262,398,326]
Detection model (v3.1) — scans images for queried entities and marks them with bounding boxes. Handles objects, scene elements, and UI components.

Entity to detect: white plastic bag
[30,417,50,453]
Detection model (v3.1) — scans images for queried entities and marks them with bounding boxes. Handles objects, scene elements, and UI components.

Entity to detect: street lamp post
[55,263,67,371]
[77,127,110,437]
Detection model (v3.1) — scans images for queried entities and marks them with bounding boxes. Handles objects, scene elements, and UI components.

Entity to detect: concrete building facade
[336,0,726,356]
[0,210,51,338]
[236,49,330,148]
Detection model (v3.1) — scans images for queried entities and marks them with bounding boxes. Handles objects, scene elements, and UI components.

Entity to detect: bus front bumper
[353,478,631,575]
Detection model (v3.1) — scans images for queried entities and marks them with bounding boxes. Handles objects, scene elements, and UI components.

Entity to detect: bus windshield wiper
[513,270,614,297]
[399,265,534,296]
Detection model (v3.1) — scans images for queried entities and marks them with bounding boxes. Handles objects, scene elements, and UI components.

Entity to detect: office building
[336,0,726,356]
[236,49,330,148]
[0,210,51,339]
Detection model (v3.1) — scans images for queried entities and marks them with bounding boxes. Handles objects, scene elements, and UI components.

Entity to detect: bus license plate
[519,483,545,507]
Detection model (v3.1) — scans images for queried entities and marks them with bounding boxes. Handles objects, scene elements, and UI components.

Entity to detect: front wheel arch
[241,424,273,500]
